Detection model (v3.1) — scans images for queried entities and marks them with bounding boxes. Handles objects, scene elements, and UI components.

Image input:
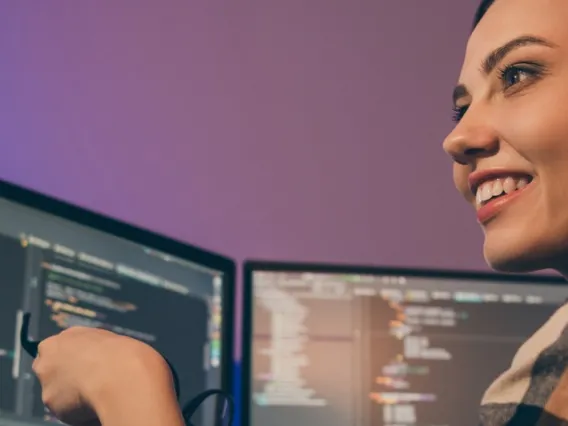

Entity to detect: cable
[180,389,234,426]
[164,354,234,425]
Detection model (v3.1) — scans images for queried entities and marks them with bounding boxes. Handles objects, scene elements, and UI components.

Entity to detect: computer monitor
[241,261,567,426]
[0,179,235,426]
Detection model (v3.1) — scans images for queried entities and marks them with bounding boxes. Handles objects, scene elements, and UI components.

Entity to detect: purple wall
[1,1,485,360]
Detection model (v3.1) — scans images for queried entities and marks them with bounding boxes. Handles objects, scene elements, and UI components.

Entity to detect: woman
[35,0,568,425]
[443,0,568,424]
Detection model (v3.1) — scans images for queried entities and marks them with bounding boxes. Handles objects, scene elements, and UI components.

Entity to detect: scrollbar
[12,310,23,379]
[204,342,210,371]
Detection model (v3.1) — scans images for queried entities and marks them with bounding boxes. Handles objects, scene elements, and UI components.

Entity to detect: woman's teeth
[476,176,530,206]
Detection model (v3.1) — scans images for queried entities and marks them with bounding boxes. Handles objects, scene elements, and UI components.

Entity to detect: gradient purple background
[1,1,491,362]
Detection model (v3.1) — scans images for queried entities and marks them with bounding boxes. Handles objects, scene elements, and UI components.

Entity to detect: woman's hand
[32,326,183,426]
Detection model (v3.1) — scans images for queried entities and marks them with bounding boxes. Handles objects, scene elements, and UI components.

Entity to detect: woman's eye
[452,105,468,123]
[499,66,533,89]
[451,64,543,124]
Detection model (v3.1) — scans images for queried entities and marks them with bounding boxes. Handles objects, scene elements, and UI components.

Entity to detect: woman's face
[443,0,568,274]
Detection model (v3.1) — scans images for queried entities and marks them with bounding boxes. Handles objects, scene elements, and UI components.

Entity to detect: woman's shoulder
[479,302,568,425]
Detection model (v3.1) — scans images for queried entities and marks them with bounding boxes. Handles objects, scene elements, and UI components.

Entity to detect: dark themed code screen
[248,270,567,426]
[0,198,225,426]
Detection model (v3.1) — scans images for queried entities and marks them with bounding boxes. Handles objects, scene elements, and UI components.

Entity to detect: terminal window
[0,199,225,426]
[249,270,567,426]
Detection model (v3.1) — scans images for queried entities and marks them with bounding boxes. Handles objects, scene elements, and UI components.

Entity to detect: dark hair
[473,0,496,29]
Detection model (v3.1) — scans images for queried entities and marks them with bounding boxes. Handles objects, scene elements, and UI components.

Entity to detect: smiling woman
[443,0,568,425]
[443,0,568,274]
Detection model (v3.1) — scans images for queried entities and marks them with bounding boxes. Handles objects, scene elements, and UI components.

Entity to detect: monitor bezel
[240,259,567,426]
[0,178,236,394]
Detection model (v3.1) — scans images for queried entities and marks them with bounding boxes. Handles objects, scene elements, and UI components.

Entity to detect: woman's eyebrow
[479,34,556,75]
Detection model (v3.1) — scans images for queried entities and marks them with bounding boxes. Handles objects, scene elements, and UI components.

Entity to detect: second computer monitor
[241,261,567,426]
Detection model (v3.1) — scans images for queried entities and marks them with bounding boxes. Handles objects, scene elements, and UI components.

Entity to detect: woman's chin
[482,224,568,274]
[485,257,540,274]
[483,241,549,274]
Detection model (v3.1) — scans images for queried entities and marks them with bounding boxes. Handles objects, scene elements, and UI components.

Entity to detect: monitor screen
[0,180,234,426]
[241,261,567,426]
